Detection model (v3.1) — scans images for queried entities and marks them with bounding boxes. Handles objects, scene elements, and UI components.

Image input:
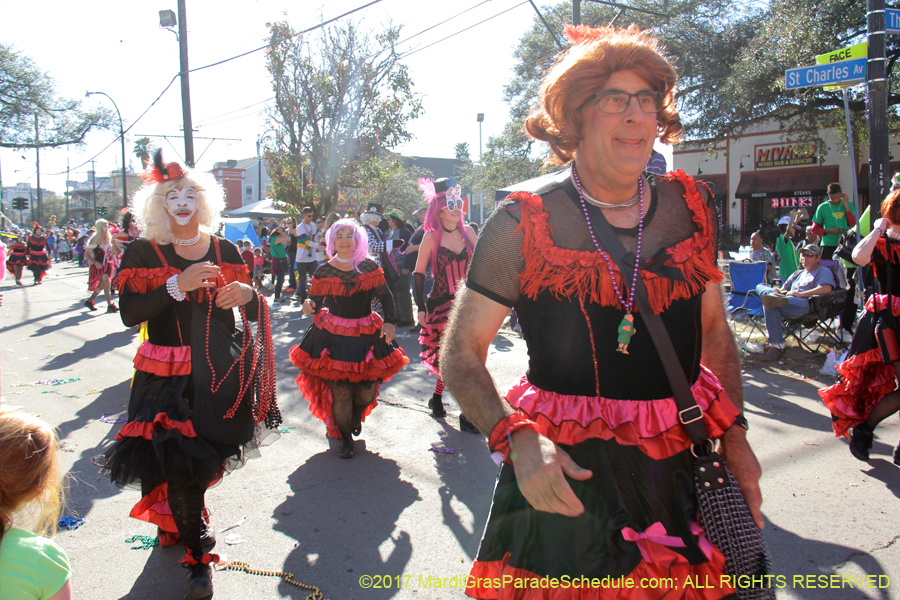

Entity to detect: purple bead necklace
[571,164,645,353]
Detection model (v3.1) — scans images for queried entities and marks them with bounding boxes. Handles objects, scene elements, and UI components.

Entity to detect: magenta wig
[325,218,370,272]
[419,178,473,271]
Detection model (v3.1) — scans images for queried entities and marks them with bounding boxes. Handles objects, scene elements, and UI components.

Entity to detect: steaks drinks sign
[755,142,818,169]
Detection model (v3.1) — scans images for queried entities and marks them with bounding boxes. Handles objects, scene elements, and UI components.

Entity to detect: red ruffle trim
[288,344,409,383]
[872,237,900,277]
[133,341,191,377]
[865,293,900,317]
[294,371,382,438]
[116,266,181,294]
[313,308,384,336]
[115,412,198,441]
[819,348,897,437]
[511,170,722,314]
[129,482,179,547]
[87,262,115,291]
[310,268,387,297]
[466,544,733,600]
[505,366,739,460]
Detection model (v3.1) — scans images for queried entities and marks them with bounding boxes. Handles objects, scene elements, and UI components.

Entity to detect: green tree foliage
[0,44,112,149]
[340,150,433,220]
[132,137,154,169]
[263,20,423,217]
[454,142,470,161]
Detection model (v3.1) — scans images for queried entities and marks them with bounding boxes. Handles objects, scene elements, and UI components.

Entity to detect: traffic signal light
[99,206,108,216]
[12,197,28,210]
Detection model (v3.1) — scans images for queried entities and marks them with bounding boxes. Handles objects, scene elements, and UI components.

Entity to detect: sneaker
[107,303,118,313]
[84,300,97,311]
[283,286,295,293]
[182,563,213,600]
[893,443,900,466]
[459,413,480,435]
[761,294,789,308]
[428,394,446,418]
[849,425,874,461]
[760,346,784,362]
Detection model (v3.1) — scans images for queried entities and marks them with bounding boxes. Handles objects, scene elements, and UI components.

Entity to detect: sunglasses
[444,198,464,212]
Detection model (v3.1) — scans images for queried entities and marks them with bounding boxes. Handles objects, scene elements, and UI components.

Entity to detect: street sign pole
[868,0,890,217]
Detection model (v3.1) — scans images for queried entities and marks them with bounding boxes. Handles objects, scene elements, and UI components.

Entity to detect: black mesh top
[467,169,721,400]
[872,237,900,296]
[310,259,396,324]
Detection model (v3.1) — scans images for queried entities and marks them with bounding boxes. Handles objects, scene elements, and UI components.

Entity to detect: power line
[395,0,494,46]
[193,97,275,127]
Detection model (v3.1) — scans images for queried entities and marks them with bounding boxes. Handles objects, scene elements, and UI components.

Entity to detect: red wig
[881,188,900,223]
[525,24,683,165]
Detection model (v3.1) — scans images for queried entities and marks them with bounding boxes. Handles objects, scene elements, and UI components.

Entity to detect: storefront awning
[856,162,900,191]
[734,166,838,199]
[695,174,727,198]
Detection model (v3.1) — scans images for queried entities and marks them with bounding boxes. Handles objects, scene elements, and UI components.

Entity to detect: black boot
[459,413,480,434]
[183,563,213,600]
[849,424,874,461]
[428,394,446,418]
[893,443,900,466]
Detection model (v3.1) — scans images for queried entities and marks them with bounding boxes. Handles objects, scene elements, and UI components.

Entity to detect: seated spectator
[750,230,774,280]
[756,243,836,362]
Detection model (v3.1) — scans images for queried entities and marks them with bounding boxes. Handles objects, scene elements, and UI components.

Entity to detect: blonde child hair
[0,410,64,542]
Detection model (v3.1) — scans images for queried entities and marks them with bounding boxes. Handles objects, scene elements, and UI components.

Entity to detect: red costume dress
[6,240,27,280]
[289,259,409,438]
[26,233,51,282]
[418,246,469,375]
[463,170,740,600]
[103,236,280,547]
[820,236,900,436]
[86,242,116,291]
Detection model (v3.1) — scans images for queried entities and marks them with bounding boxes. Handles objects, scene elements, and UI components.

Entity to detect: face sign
[578,69,659,181]
[333,227,357,255]
[165,187,199,226]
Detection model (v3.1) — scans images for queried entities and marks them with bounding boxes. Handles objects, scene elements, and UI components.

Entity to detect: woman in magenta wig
[413,178,479,432]
[289,219,409,458]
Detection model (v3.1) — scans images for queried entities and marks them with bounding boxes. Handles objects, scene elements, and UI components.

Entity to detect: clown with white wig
[102,150,281,599]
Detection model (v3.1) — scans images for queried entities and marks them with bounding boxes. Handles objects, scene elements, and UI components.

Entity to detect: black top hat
[365,202,383,214]
[434,178,450,194]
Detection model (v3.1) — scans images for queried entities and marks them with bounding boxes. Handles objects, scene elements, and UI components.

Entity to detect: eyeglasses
[590,90,664,114]
[444,198,464,212]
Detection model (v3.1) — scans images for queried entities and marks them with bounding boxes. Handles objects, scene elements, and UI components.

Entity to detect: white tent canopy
[224,198,286,219]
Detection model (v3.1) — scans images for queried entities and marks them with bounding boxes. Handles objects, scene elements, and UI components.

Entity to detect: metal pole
[35,114,42,226]
[867,0,890,217]
[479,119,484,224]
[257,137,262,202]
[844,87,865,300]
[177,0,195,167]
[91,161,97,222]
[573,0,581,25]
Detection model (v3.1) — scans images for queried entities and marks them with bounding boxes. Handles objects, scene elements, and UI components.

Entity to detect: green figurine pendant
[616,312,636,354]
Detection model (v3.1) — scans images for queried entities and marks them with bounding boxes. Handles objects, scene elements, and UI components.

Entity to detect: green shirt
[269,238,287,259]
[813,199,856,247]
[0,528,70,600]
[775,233,800,281]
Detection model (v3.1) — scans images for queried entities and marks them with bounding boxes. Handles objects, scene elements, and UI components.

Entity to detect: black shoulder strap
[559,177,711,445]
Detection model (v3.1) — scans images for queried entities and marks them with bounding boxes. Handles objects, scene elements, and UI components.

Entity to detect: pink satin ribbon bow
[621,522,713,563]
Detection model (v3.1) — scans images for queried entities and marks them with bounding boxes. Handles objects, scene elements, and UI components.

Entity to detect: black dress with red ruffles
[289,259,409,438]
[463,169,741,600]
[418,245,469,375]
[86,243,116,291]
[26,234,51,282]
[6,241,27,275]
[102,237,280,546]
[820,236,900,436]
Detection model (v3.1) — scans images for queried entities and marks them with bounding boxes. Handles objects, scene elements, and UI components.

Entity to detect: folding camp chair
[725,261,768,339]
[782,261,850,352]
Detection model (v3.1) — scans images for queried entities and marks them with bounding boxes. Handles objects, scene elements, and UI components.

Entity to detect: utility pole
[35,114,43,226]
[573,0,581,25]
[868,0,890,216]
[178,0,195,167]
[91,161,97,222]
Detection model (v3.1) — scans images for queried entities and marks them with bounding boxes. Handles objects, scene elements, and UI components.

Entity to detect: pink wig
[419,178,473,270]
[325,218,370,272]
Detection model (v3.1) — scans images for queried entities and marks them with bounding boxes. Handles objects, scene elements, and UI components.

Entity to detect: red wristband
[488,413,540,465]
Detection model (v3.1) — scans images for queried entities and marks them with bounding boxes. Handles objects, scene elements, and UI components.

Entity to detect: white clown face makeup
[165,187,199,226]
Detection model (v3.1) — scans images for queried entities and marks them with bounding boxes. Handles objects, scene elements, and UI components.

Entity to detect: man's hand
[178,262,220,292]
[509,429,593,516]
[215,282,254,309]
[720,427,764,528]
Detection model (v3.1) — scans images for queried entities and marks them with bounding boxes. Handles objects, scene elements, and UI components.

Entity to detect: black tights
[168,471,212,562]
[329,380,378,453]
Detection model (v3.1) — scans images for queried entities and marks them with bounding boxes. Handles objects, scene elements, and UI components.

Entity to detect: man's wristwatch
[733,412,749,431]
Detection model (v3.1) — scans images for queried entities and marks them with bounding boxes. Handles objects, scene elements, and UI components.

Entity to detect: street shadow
[741,375,836,436]
[273,448,420,599]
[766,520,892,600]
[861,458,900,499]
[119,544,185,600]
[432,420,497,560]
[59,378,132,520]
[490,333,515,353]
[40,328,137,371]
[32,310,96,337]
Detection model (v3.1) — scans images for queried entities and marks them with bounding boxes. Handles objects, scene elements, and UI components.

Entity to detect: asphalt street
[2,261,900,600]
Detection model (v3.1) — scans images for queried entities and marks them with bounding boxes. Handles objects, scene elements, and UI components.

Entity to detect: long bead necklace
[571,164,645,352]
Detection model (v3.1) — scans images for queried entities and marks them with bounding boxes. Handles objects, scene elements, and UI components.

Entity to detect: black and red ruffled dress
[418,245,469,376]
[86,243,116,291]
[6,241,27,277]
[821,236,900,436]
[463,169,741,600]
[26,234,51,282]
[103,237,280,546]
[289,260,409,438]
